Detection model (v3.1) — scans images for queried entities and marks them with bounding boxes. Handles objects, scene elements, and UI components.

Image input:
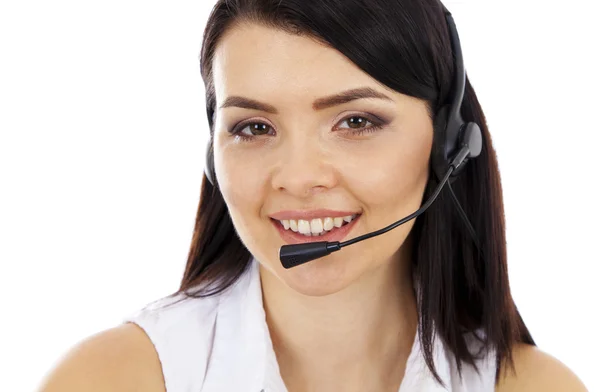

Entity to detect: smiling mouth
[273,214,360,237]
[271,214,361,245]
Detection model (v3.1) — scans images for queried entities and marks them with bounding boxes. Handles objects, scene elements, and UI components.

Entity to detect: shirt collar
[200,258,269,391]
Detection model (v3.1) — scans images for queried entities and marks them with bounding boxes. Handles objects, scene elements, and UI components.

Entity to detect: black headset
[202,4,483,268]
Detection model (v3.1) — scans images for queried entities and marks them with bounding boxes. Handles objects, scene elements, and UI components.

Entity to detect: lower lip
[271,216,361,245]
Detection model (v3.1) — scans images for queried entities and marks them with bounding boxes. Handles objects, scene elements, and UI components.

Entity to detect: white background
[1,1,598,391]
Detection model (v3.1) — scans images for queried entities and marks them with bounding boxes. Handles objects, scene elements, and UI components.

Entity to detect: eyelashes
[228,114,388,142]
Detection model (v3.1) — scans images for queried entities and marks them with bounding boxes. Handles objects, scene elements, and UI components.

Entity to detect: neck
[259,247,417,392]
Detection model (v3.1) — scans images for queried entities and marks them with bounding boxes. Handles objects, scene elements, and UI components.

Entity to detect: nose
[270,137,337,198]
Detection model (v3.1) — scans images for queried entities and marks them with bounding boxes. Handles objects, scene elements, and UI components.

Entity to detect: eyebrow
[218,87,393,114]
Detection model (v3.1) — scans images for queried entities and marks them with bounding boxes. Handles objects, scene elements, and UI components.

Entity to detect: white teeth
[310,218,324,234]
[297,219,311,235]
[279,214,359,236]
[333,217,344,227]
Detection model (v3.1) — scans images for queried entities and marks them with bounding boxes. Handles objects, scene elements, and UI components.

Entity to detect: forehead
[212,23,387,102]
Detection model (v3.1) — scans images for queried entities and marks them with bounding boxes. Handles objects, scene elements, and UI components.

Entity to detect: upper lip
[269,209,361,221]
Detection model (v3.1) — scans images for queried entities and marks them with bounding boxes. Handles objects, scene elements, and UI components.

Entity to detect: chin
[277,254,359,297]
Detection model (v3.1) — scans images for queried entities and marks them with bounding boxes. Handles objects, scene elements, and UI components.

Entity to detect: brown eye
[335,114,387,136]
[346,116,369,129]
[237,122,273,136]
[338,115,379,131]
[249,123,270,135]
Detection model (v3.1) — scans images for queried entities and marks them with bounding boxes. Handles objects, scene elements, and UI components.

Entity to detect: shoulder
[39,292,221,392]
[495,343,587,392]
[38,323,165,392]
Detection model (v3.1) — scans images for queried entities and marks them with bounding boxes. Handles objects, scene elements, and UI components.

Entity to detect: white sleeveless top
[123,258,497,391]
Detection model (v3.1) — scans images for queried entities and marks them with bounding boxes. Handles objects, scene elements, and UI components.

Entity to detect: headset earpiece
[463,122,482,159]
[431,103,483,182]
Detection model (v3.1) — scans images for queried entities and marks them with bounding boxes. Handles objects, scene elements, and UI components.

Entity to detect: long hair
[174,0,534,384]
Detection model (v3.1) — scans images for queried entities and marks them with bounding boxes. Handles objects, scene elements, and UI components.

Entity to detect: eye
[336,114,387,135]
[338,116,374,130]
[230,121,275,140]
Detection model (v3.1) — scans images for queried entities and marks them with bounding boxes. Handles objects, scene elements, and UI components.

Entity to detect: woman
[40,0,587,391]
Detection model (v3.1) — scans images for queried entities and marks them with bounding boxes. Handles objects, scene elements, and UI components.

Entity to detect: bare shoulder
[37,322,165,392]
[496,343,587,392]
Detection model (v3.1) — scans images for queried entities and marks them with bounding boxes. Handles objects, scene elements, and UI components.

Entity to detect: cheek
[214,146,270,249]
[348,132,432,213]
[213,132,267,196]
[214,152,268,252]
[214,147,257,211]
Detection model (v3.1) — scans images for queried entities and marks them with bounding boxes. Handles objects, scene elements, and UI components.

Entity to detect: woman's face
[212,23,433,296]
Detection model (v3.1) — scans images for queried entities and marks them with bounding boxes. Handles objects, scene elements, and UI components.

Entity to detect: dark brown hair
[173,0,534,385]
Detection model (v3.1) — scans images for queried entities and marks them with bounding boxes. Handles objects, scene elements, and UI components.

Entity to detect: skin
[38,22,588,392]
